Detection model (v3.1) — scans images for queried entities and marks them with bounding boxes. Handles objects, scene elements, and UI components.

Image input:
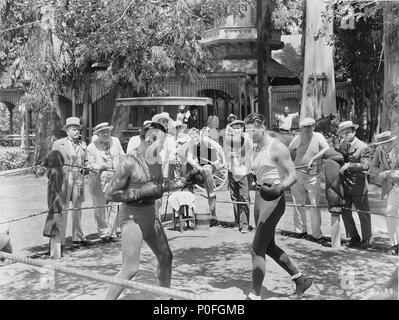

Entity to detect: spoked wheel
[194,166,229,192]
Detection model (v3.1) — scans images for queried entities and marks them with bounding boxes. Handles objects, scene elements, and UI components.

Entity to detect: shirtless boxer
[104,122,198,299]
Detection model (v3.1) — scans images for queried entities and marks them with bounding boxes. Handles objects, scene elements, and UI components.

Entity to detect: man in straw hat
[370,131,399,255]
[288,117,330,242]
[52,117,90,250]
[87,122,125,242]
[337,120,373,249]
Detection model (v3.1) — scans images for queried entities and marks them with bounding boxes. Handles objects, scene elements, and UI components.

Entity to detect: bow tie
[68,138,79,146]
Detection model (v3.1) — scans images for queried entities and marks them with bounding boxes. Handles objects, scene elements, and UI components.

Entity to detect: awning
[220,59,299,78]
[115,96,213,107]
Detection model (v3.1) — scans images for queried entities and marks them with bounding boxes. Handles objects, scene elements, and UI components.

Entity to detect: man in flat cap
[337,120,372,249]
[87,122,125,242]
[52,117,89,248]
[288,117,330,242]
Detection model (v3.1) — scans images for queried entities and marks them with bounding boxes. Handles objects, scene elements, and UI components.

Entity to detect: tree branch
[112,0,135,25]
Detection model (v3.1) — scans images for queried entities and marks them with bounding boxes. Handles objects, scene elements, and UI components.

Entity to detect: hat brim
[337,124,359,133]
[299,123,315,128]
[63,124,83,131]
[229,120,245,127]
[93,126,114,135]
[372,136,398,146]
[152,115,173,123]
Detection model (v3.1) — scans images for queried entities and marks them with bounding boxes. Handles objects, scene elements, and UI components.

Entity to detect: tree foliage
[315,0,386,141]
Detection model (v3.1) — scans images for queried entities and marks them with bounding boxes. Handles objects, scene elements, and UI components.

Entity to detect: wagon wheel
[194,165,229,192]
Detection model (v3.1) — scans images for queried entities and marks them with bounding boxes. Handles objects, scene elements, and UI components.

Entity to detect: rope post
[331,214,342,249]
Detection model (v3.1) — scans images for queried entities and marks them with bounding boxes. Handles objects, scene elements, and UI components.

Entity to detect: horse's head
[314,114,339,140]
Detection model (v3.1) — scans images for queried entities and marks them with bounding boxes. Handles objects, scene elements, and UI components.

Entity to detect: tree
[309,3,388,137]
[1,0,249,162]
[382,2,399,141]
[301,0,336,121]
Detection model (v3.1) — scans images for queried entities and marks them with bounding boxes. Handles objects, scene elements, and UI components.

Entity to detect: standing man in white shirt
[288,117,330,242]
[87,122,125,242]
[176,106,186,123]
[277,106,299,132]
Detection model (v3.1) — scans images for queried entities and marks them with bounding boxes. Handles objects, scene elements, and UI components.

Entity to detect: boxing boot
[289,273,313,299]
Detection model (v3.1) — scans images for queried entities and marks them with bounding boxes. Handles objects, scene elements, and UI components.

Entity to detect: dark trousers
[228,172,250,228]
[342,193,372,241]
[251,195,299,295]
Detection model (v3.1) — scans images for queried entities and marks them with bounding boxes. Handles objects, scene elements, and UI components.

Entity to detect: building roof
[220,58,298,78]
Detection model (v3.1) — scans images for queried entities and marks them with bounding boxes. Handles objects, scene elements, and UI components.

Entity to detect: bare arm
[312,134,330,161]
[105,156,133,202]
[274,141,297,189]
[186,141,202,171]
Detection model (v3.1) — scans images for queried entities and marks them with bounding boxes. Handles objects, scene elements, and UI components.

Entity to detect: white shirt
[176,112,185,122]
[127,135,141,153]
[277,112,299,130]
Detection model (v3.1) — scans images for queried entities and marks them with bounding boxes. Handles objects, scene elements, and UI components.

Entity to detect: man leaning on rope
[87,122,125,243]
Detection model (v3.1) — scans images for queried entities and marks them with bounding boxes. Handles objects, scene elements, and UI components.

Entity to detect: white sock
[247,292,261,300]
[291,272,303,280]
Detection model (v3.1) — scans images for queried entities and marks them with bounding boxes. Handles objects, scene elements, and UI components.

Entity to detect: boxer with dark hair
[244,113,313,300]
[42,150,65,258]
[104,122,198,300]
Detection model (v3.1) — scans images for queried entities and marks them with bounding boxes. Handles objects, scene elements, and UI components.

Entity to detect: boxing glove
[259,182,284,201]
[111,180,186,203]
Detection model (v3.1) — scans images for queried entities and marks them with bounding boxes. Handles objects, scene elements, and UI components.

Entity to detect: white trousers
[386,185,399,246]
[291,172,323,239]
[91,192,119,238]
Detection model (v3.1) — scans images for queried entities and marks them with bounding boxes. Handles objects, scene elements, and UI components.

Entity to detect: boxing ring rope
[0,251,207,300]
[0,163,115,178]
[195,193,399,219]
[0,204,120,225]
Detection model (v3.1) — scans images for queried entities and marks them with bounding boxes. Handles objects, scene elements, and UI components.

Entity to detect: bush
[0,147,29,171]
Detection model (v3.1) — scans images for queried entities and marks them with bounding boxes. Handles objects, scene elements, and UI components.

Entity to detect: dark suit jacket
[339,137,372,195]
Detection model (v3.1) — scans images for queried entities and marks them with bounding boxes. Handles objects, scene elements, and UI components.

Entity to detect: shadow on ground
[1,228,397,300]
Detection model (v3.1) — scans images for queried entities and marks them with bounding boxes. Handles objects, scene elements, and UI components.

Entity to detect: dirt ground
[0,174,397,300]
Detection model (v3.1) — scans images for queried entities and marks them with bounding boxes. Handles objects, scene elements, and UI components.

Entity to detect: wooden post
[88,101,93,141]
[9,107,13,134]
[71,88,76,117]
[257,0,271,127]
[25,106,29,149]
[331,215,341,249]
[257,0,265,118]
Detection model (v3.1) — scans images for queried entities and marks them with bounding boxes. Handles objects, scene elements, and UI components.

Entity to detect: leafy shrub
[0,147,29,171]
